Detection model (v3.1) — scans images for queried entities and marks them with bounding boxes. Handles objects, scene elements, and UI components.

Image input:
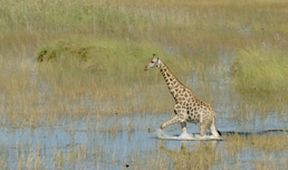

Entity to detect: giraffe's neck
[158,61,187,101]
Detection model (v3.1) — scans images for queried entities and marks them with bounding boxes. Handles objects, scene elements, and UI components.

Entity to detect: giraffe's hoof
[195,134,207,139]
[179,131,192,138]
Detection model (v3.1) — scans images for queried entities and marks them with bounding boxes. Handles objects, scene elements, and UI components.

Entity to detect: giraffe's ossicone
[145,54,221,137]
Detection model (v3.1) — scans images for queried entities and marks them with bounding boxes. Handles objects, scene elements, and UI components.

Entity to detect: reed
[0,0,288,124]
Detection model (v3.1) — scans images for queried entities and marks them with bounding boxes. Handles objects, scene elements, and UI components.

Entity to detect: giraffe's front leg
[200,117,212,138]
[160,115,180,130]
[179,121,191,138]
[180,122,187,134]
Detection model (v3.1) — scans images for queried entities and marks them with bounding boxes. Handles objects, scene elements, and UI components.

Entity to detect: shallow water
[0,113,287,169]
[1,51,287,169]
[1,62,287,169]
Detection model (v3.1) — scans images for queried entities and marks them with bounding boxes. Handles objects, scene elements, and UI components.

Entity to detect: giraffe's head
[144,54,161,71]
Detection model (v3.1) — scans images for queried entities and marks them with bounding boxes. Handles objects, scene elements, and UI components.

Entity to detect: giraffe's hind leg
[210,117,221,137]
[200,113,213,137]
[200,121,210,137]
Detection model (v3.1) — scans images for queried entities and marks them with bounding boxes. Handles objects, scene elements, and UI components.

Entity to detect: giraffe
[144,54,221,138]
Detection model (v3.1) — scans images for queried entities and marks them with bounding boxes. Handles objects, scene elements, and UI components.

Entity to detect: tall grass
[231,46,288,115]
[233,46,288,93]
[1,0,288,126]
[2,0,288,54]
[36,38,190,115]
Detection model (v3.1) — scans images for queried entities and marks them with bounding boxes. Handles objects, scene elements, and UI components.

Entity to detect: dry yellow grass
[0,0,288,127]
[226,134,288,153]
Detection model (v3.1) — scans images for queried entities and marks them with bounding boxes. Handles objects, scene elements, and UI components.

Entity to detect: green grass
[36,37,191,116]
[231,46,288,116]
[2,0,288,57]
[232,46,288,93]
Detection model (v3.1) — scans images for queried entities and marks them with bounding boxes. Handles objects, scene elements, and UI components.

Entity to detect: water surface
[0,113,287,169]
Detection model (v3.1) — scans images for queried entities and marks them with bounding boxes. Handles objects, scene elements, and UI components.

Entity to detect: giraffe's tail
[217,130,222,136]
